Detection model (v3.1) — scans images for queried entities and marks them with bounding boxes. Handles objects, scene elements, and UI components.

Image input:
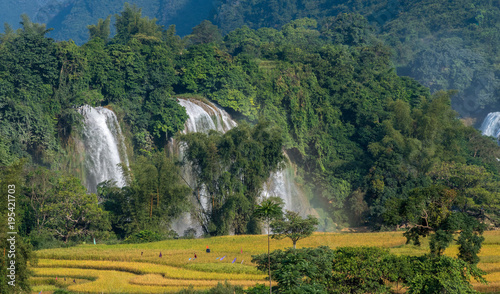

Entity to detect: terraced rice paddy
[31,231,500,293]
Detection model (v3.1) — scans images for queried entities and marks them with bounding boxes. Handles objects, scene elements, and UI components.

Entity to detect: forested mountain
[214,0,500,121]
[2,0,214,44]
[1,3,499,245]
[4,0,499,122]
[1,2,499,293]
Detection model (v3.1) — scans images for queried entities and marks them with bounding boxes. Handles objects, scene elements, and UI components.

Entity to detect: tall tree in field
[385,183,486,264]
[271,211,319,249]
[254,197,284,293]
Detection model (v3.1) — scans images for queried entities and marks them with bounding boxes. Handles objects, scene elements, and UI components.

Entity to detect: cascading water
[78,105,129,193]
[171,98,305,236]
[480,112,500,140]
[261,170,294,212]
[178,99,237,133]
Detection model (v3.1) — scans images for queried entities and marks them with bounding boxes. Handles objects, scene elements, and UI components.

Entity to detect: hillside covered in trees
[1,3,499,243]
[6,0,500,122]
[1,2,500,293]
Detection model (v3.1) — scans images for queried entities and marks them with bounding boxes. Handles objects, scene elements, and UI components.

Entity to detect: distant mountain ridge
[2,0,215,44]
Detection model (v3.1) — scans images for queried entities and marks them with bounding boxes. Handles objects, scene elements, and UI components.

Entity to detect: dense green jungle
[1,1,500,236]
[1,1,500,293]
[4,0,500,120]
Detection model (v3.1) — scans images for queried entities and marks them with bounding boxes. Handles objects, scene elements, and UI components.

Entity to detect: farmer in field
[194,253,197,259]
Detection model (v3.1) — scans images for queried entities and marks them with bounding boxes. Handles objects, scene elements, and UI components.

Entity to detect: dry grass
[33,267,208,293]
[130,274,262,287]
[31,231,500,293]
[473,270,500,293]
[37,259,265,280]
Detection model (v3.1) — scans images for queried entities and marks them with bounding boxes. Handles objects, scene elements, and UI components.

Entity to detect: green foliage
[252,246,336,293]
[252,246,484,294]
[254,197,284,291]
[145,90,187,143]
[386,183,486,264]
[189,20,222,45]
[0,159,35,293]
[100,151,191,238]
[44,176,111,242]
[175,281,245,294]
[113,3,162,44]
[254,197,284,227]
[270,211,319,248]
[214,0,500,118]
[0,5,499,251]
[321,13,373,46]
[330,247,397,294]
[122,230,163,244]
[406,255,485,294]
[181,121,285,235]
[88,16,111,43]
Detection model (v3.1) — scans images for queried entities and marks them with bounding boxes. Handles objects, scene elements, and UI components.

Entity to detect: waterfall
[78,105,129,193]
[261,170,294,212]
[172,98,303,236]
[178,99,237,133]
[480,112,500,139]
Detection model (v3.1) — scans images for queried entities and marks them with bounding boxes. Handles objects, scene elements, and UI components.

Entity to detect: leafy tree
[406,255,485,294]
[87,16,111,43]
[181,121,285,235]
[252,246,484,294]
[386,184,486,264]
[331,247,399,294]
[189,20,222,45]
[270,210,318,249]
[253,197,284,293]
[113,3,162,44]
[144,90,187,144]
[44,176,111,242]
[321,13,373,46]
[19,14,52,36]
[100,151,191,238]
[252,246,336,293]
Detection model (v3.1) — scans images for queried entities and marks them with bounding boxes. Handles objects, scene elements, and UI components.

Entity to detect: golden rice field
[30,231,500,293]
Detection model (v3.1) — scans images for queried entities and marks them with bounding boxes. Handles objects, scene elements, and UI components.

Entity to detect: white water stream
[480,112,500,139]
[78,105,129,193]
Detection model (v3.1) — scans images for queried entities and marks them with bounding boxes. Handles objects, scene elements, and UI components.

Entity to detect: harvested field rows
[30,231,500,293]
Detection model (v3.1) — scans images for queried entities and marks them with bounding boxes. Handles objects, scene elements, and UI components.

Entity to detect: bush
[252,246,484,294]
[122,230,163,244]
[207,281,244,294]
[175,282,245,294]
[406,255,485,294]
[53,290,72,294]
[245,284,269,294]
[29,230,65,250]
